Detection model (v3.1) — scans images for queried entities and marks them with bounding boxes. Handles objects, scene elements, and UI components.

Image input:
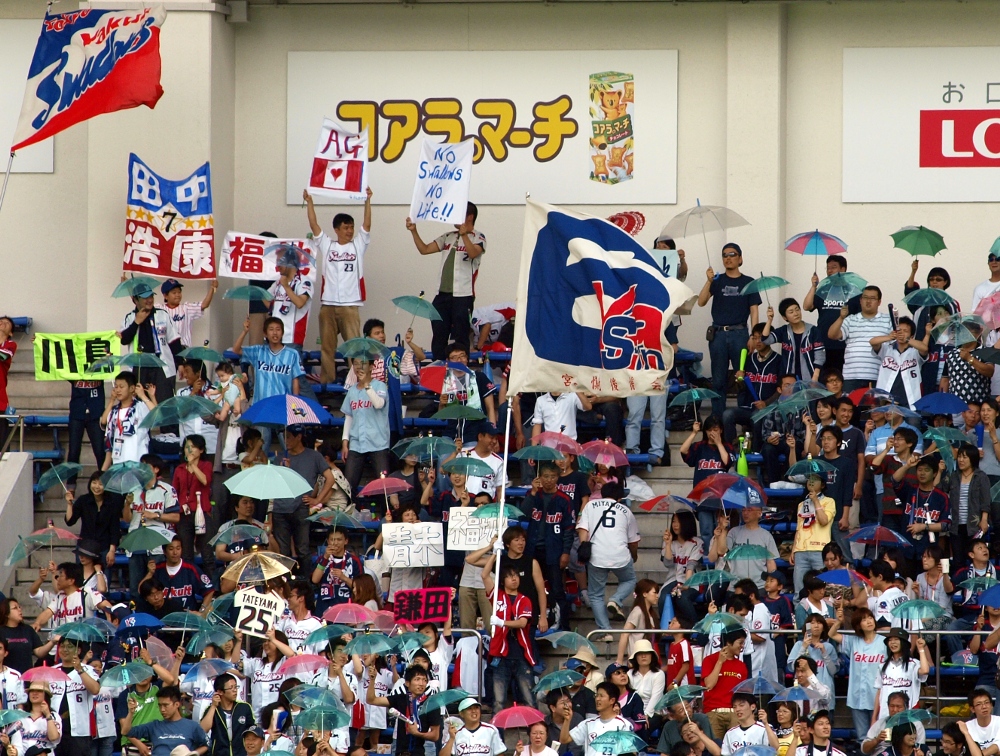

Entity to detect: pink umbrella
[975,291,1000,330]
[372,610,397,633]
[580,438,629,468]
[359,474,412,511]
[323,603,377,626]
[23,665,70,683]
[491,704,545,729]
[28,519,80,563]
[277,654,328,676]
[533,432,584,456]
[145,636,174,668]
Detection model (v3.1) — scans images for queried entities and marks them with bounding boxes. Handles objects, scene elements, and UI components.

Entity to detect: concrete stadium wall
[0,453,36,595]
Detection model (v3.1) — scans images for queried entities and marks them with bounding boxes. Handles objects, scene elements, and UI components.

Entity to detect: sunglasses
[721,252,740,259]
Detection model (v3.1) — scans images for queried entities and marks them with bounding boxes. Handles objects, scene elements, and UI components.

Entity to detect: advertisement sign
[287,51,677,206]
[844,47,1000,202]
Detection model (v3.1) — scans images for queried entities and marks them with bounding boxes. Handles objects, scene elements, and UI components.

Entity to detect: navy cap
[242,726,265,740]
[763,570,787,586]
[605,662,628,678]
[161,279,183,295]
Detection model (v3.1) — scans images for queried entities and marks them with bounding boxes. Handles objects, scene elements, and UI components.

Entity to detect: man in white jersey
[276,580,325,655]
[305,187,373,383]
[48,638,101,756]
[444,423,508,501]
[31,562,107,634]
[560,682,633,756]
[966,688,1000,756]
[973,252,1000,312]
[441,698,505,756]
[721,693,778,756]
[795,711,846,756]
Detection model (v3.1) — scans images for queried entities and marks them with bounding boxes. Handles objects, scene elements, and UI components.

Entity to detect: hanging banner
[306,117,369,202]
[382,522,444,568]
[220,233,318,282]
[123,153,215,280]
[33,331,121,381]
[408,138,474,225]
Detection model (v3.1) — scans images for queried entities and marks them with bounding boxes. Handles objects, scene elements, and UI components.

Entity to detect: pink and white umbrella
[372,610,397,633]
[23,665,70,683]
[975,291,1000,331]
[580,438,629,468]
[323,603,377,626]
[533,431,584,456]
[277,654,328,676]
[359,474,412,511]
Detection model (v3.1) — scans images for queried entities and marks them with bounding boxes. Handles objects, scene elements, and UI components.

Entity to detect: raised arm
[231,318,251,357]
[304,190,322,237]
[405,218,440,256]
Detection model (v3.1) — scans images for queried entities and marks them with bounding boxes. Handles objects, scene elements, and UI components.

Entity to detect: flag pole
[490,385,514,638]
[0,152,14,218]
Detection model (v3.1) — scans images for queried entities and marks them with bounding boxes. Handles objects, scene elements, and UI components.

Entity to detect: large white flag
[507,200,695,398]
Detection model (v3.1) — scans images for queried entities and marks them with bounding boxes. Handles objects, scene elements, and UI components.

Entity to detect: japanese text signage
[382,522,444,568]
[220,233,318,283]
[844,47,1000,202]
[123,154,215,279]
[33,331,121,381]
[393,588,451,624]
[446,507,501,551]
[233,588,287,639]
[408,138,474,224]
[286,51,677,205]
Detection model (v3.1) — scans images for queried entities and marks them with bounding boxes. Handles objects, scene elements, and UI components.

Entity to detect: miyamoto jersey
[153,561,214,610]
[451,723,506,756]
[569,715,634,756]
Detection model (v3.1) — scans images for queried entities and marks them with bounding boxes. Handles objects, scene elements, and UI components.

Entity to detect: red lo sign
[920,109,1000,167]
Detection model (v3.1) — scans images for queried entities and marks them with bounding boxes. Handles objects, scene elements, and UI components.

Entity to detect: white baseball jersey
[427,639,453,693]
[471,302,514,345]
[569,714,634,756]
[94,687,122,738]
[269,274,313,346]
[452,723,506,756]
[459,447,508,500]
[576,499,640,569]
[276,612,325,656]
[795,745,845,756]
[319,229,370,306]
[868,587,907,628]
[49,665,98,736]
[180,676,215,723]
[361,667,392,729]
[722,722,771,756]
[17,715,60,753]
[0,667,25,709]
[243,656,287,724]
[47,589,104,629]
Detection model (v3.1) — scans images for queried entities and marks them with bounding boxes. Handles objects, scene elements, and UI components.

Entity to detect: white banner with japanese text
[382,522,444,568]
[220,233,318,283]
[446,508,504,552]
[844,47,1000,202]
[287,51,677,206]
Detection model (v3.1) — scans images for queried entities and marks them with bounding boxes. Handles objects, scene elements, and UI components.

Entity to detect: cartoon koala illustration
[608,146,626,169]
[622,82,634,103]
[592,153,609,180]
[599,90,625,120]
[623,152,634,175]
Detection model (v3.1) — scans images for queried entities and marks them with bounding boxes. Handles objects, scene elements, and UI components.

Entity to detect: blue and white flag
[507,200,694,397]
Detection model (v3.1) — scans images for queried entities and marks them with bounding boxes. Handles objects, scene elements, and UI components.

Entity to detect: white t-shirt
[459,445,508,499]
[722,722,771,756]
[874,657,927,715]
[109,401,151,465]
[319,229,370,306]
[868,587,907,627]
[966,716,1000,754]
[269,273,313,345]
[434,229,486,298]
[569,715,634,756]
[428,639,453,692]
[577,498,640,569]
[451,723,506,756]
[533,393,585,439]
[163,301,203,347]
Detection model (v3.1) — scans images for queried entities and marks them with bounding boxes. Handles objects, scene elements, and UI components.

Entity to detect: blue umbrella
[238,394,335,428]
[914,392,969,415]
[977,584,1000,608]
[115,613,164,636]
[697,477,767,511]
[733,673,784,696]
[772,687,823,703]
[817,569,869,588]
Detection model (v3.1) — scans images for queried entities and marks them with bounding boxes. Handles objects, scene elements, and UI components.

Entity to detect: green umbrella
[693,612,745,634]
[441,457,494,477]
[786,457,838,478]
[685,569,736,588]
[512,446,565,462]
[208,524,267,547]
[890,599,945,620]
[544,631,598,656]
[304,624,357,647]
[58,620,110,643]
[113,277,161,298]
[925,427,968,445]
[789,387,832,402]
[392,435,456,462]
[224,286,274,302]
[287,685,343,709]
[891,225,946,257]
[306,509,365,529]
[100,662,154,688]
[930,313,985,346]
[162,613,213,633]
[118,526,173,553]
[3,536,38,567]
[187,627,237,655]
[751,396,812,424]
[816,272,867,301]
[741,275,791,306]
[433,404,487,422]
[885,709,933,727]
[725,544,773,561]
[960,576,999,593]
[294,706,351,732]
[396,632,432,654]
[902,288,955,307]
[178,346,226,363]
[0,710,29,727]
[224,464,312,499]
[140,395,221,430]
[419,688,471,715]
[101,461,154,494]
[344,633,398,657]
[590,731,648,755]
[470,503,525,520]
[653,685,707,712]
[670,388,722,423]
[392,294,443,322]
[534,669,584,695]
[36,463,83,493]
[340,337,391,361]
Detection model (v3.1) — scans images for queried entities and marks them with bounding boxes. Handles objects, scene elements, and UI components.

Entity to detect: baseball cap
[457,698,481,712]
[110,603,132,622]
[132,285,154,299]
[242,725,266,740]
[564,658,584,671]
[763,570,786,586]
[605,662,628,678]
[161,279,183,295]
[286,424,304,436]
[25,747,53,756]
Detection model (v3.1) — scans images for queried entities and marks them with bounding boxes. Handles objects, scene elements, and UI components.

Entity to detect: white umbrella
[661,198,750,265]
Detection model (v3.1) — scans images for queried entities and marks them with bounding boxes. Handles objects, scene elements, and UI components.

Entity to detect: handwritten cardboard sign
[308,117,369,201]
[446,507,503,551]
[393,587,451,624]
[382,522,444,568]
[408,139,473,225]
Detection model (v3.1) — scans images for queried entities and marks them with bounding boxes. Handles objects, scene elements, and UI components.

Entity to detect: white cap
[458,698,480,712]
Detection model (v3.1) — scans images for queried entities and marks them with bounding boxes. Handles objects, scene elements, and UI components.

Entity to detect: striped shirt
[839,313,891,380]
[241,344,305,401]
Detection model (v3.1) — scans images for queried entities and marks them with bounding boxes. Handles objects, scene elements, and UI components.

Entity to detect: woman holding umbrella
[660,512,703,625]
[63,471,123,569]
[240,627,297,724]
[19,681,60,753]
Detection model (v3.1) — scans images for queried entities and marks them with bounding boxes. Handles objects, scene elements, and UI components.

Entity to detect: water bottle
[736,433,750,477]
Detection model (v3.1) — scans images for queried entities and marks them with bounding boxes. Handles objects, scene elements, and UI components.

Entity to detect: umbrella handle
[701,226,711,268]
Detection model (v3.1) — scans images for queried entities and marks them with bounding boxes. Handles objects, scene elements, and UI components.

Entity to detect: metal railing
[584,626,988,736]
[0,415,24,457]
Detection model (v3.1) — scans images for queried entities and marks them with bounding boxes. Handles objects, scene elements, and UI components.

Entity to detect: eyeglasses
[721,252,740,259]
[222,686,238,692]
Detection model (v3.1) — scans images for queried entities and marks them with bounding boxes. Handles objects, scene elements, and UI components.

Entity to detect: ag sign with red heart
[606,211,646,237]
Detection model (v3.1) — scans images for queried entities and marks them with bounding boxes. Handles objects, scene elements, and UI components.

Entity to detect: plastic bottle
[736,433,750,477]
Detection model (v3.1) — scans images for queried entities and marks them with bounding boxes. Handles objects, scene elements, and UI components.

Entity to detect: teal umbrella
[294,706,351,731]
[304,624,357,647]
[340,337,390,361]
[903,288,955,307]
[208,524,267,547]
[419,688,471,715]
[816,272,867,301]
[36,463,83,493]
[961,576,999,593]
[512,446,565,462]
[396,632,432,654]
[786,457,837,478]
[306,509,365,529]
[470,503,525,520]
[58,620,110,643]
[287,685,342,709]
[433,404,487,421]
[534,669,584,695]
[224,464,312,499]
[224,286,273,302]
[140,395,220,429]
[693,612,745,634]
[162,613,213,633]
[925,427,968,445]
[590,731,647,755]
[187,627,237,655]
[118,526,172,553]
[441,457,494,477]
[725,544,773,561]
[670,388,722,423]
[931,313,985,346]
[343,633,397,657]
[392,435,455,464]
[885,709,933,727]
[113,277,161,298]
[101,461,154,494]
[178,346,226,363]
[653,685,707,712]
[100,662,154,688]
[890,599,945,620]
[891,225,947,257]
[544,631,598,656]
[685,569,735,588]
[3,536,37,567]
[89,352,168,372]
[0,710,29,727]
[741,275,790,306]
[392,294,442,322]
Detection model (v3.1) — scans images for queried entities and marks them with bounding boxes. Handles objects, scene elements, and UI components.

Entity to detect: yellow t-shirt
[792,495,835,553]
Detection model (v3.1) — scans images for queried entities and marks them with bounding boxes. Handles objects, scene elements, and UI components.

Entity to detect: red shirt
[667,639,695,686]
[172,460,213,512]
[0,339,16,410]
[701,652,747,711]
